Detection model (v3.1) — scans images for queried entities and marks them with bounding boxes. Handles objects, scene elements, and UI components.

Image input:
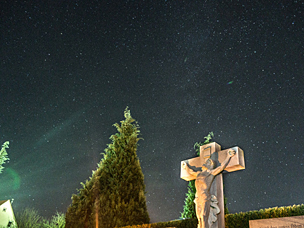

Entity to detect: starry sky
[0,0,304,223]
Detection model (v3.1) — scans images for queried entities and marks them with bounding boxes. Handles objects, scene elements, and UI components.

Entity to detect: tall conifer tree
[66,108,149,228]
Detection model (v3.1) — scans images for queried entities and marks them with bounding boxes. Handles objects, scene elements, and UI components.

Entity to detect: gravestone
[180,142,245,228]
[249,215,304,227]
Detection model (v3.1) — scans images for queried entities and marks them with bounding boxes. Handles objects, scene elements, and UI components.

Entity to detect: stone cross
[180,142,245,228]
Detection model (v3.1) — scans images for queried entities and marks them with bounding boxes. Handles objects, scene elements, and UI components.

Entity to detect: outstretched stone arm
[211,149,236,176]
[181,160,199,177]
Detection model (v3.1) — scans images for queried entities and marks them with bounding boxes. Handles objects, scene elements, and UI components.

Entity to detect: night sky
[1,0,304,223]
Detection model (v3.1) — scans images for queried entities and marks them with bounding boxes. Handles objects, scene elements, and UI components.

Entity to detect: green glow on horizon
[0,168,21,191]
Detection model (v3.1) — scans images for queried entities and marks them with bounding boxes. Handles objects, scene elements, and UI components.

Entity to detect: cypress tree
[66,108,150,228]
[180,179,196,218]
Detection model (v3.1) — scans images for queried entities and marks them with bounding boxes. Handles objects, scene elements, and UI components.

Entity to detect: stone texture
[180,142,245,181]
[249,215,304,228]
[180,142,245,228]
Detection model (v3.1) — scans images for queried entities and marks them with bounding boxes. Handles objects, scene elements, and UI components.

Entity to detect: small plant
[15,208,66,228]
[42,212,66,228]
[15,208,43,228]
[193,131,214,155]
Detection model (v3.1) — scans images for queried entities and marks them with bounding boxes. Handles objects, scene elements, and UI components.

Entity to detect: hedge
[120,204,304,228]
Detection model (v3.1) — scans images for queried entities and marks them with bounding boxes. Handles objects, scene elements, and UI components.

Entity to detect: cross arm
[210,149,235,176]
[181,161,199,177]
[180,146,245,181]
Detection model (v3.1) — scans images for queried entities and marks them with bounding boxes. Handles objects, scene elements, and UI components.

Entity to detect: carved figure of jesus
[181,149,235,228]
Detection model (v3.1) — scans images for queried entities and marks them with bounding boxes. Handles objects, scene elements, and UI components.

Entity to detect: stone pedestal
[249,215,304,227]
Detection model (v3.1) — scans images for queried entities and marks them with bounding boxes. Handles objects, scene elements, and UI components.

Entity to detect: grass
[15,208,65,228]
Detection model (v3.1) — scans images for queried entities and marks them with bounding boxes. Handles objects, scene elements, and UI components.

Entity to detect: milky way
[0,0,303,223]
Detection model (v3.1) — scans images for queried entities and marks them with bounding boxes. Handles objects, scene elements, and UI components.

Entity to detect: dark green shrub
[120,218,197,228]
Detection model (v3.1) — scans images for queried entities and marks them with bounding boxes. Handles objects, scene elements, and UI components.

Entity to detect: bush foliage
[15,208,65,228]
[120,218,197,228]
[121,204,304,228]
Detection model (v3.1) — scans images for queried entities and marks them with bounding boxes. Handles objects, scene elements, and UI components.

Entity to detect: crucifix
[180,142,245,228]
